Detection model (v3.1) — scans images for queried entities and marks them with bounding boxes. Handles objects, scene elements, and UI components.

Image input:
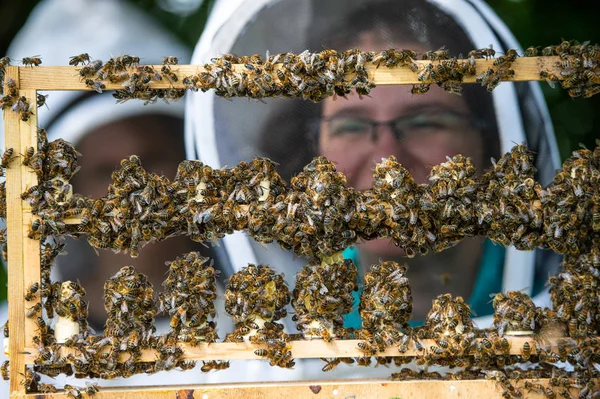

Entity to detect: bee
[26,302,42,318]
[121,54,140,67]
[521,341,532,361]
[254,349,269,357]
[20,108,34,122]
[64,384,83,399]
[524,46,539,57]
[1,360,8,380]
[21,146,35,166]
[355,356,372,367]
[37,382,58,393]
[161,65,179,83]
[468,45,495,59]
[411,83,430,95]
[22,56,42,67]
[24,282,40,301]
[162,56,179,65]
[540,71,560,89]
[20,367,40,390]
[69,53,91,66]
[422,46,449,61]
[200,360,229,372]
[36,93,49,108]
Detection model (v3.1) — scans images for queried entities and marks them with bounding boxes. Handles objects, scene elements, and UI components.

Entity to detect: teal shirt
[342,239,506,329]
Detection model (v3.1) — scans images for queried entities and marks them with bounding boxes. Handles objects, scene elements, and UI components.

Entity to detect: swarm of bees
[224,263,290,325]
[159,252,218,345]
[0,77,35,121]
[492,291,539,336]
[550,252,600,339]
[537,40,600,98]
[3,47,600,395]
[223,264,291,369]
[65,53,186,104]
[103,266,157,362]
[357,261,412,354]
[291,258,357,340]
[53,281,90,335]
[475,48,518,92]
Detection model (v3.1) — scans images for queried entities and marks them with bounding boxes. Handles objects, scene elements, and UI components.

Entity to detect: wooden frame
[1,57,595,398]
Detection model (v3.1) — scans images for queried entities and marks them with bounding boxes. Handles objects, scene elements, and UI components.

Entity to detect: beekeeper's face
[318,33,485,256]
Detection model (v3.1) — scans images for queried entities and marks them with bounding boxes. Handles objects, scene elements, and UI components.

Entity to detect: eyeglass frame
[307,109,491,150]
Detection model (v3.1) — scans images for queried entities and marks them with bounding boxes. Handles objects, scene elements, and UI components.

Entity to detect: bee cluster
[224,264,290,328]
[53,281,89,337]
[537,40,600,98]
[23,136,81,235]
[291,258,357,340]
[285,157,359,259]
[7,40,595,110]
[70,53,186,104]
[492,291,538,336]
[357,261,412,353]
[179,41,598,101]
[159,252,218,345]
[550,252,600,339]
[1,66,600,393]
[474,48,518,92]
[424,294,474,337]
[0,76,34,121]
[224,264,291,369]
[413,45,477,95]
[103,265,157,369]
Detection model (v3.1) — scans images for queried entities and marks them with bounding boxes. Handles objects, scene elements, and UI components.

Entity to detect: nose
[371,124,402,159]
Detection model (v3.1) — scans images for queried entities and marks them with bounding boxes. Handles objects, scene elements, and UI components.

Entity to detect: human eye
[400,111,467,132]
[328,118,370,136]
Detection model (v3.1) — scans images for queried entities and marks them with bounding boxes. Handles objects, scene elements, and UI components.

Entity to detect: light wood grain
[16,57,562,91]
[6,378,589,399]
[19,89,41,361]
[22,336,557,364]
[5,66,27,395]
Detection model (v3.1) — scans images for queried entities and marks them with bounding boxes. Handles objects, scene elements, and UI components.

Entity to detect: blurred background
[0,0,599,301]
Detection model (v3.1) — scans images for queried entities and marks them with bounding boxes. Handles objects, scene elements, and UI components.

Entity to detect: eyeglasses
[317,110,483,149]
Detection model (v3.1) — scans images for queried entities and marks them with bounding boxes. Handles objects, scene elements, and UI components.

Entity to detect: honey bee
[64,384,83,399]
[26,302,42,318]
[36,93,49,108]
[37,382,58,393]
[69,53,91,66]
[161,65,179,83]
[1,148,15,168]
[78,59,103,78]
[1,360,8,380]
[22,56,42,67]
[200,360,230,372]
[20,367,40,390]
[24,282,39,301]
[411,83,430,95]
[539,71,560,89]
[468,45,495,59]
[422,46,449,61]
[521,341,532,361]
